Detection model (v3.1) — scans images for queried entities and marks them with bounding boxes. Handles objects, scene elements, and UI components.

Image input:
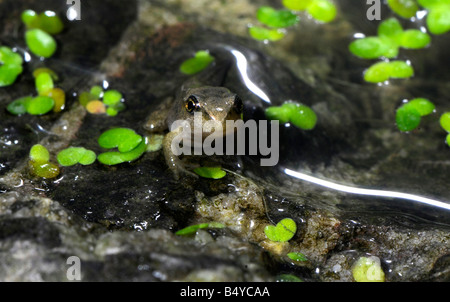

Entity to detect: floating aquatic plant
[439,112,450,145]
[33,69,65,112]
[30,144,50,163]
[86,100,106,114]
[90,85,104,99]
[287,252,308,262]
[28,144,60,178]
[57,147,96,167]
[42,87,65,112]
[103,90,122,106]
[264,218,297,242]
[25,96,55,115]
[249,0,336,42]
[396,98,434,132]
[387,0,420,18]
[352,256,385,282]
[0,46,24,87]
[97,138,148,166]
[179,50,215,75]
[98,128,143,153]
[22,10,63,58]
[440,112,450,132]
[79,86,126,116]
[32,67,59,80]
[248,27,286,41]
[193,166,227,179]
[35,72,54,95]
[25,28,57,58]
[265,101,317,130]
[349,18,430,60]
[97,128,147,165]
[175,222,225,236]
[256,6,299,28]
[7,68,64,115]
[363,60,414,83]
[282,0,337,23]
[418,0,450,35]
[21,10,64,35]
[6,96,32,115]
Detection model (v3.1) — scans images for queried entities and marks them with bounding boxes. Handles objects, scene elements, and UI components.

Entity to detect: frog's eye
[185,95,200,113]
[234,95,243,114]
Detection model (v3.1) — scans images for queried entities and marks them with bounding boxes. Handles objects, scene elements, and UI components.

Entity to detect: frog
[143,81,243,179]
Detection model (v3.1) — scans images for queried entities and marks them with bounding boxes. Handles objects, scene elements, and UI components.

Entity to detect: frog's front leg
[163,127,198,179]
[143,97,172,132]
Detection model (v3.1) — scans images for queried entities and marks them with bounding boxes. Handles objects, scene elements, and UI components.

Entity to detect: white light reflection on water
[284,168,450,211]
[230,49,271,104]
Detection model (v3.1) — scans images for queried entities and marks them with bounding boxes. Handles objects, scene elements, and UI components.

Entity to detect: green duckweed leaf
[349,37,395,59]
[387,0,419,18]
[396,103,421,132]
[175,222,225,236]
[193,166,227,179]
[90,85,104,99]
[7,96,31,115]
[32,67,58,81]
[282,0,313,11]
[22,10,64,34]
[25,28,57,58]
[352,256,385,282]
[249,26,286,41]
[446,133,450,145]
[78,150,97,165]
[35,72,54,95]
[98,128,143,153]
[37,11,64,35]
[306,0,337,22]
[288,103,317,130]
[265,106,292,124]
[180,50,215,75]
[287,252,308,262]
[399,30,431,49]
[364,61,414,83]
[30,144,50,163]
[378,18,404,39]
[426,4,450,34]
[106,107,118,116]
[0,46,23,66]
[103,89,122,106]
[265,102,317,130]
[256,6,299,28]
[21,10,38,26]
[0,64,23,87]
[439,112,450,132]
[57,147,96,166]
[408,98,435,116]
[79,91,96,107]
[364,62,392,83]
[97,137,148,165]
[389,60,414,78]
[30,161,60,179]
[264,218,297,242]
[26,96,55,115]
[418,0,450,8]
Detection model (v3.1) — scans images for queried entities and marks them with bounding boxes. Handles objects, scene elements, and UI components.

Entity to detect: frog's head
[170,86,243,137]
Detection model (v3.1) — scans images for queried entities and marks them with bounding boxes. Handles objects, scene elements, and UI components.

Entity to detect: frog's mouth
[202,109,242,139]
